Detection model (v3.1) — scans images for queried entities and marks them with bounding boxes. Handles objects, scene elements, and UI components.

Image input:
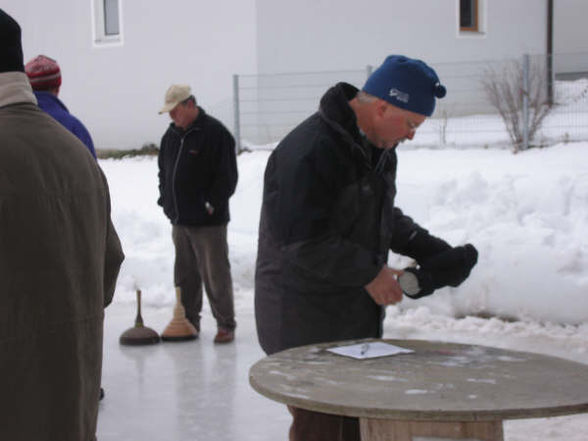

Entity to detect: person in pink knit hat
[25,54,96,158]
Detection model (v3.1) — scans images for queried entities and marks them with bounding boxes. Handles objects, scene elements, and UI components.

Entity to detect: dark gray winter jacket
[255,83,442,355]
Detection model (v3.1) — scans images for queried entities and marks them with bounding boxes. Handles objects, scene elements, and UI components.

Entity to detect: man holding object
[255,55,478,441]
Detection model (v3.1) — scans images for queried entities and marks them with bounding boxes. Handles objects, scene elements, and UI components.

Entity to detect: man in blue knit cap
[255,55,478,441]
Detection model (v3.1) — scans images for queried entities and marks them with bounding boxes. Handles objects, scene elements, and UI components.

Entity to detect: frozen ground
[97,137,588,440]
[99,303,291,441]
[98,302,588,441]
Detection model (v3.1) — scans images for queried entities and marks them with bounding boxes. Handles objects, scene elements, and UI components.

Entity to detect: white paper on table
[327,342,414,359]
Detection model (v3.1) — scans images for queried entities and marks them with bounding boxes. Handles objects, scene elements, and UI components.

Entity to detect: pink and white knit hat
[25,55,62,91]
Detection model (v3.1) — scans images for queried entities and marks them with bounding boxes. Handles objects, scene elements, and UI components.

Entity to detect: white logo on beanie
[389,88,409,103]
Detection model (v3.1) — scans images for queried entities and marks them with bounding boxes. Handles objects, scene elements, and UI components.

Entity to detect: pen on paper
[360,343,370,356]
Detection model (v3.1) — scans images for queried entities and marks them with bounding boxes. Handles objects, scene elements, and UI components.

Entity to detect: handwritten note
[327,342,414,359]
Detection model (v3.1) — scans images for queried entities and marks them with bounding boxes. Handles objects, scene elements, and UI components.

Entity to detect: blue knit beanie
[362,55,446,117]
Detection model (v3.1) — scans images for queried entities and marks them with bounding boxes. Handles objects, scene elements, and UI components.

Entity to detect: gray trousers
[172,224,236,331]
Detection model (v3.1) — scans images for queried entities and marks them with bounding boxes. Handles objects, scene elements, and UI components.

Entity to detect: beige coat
[0,72,124,441]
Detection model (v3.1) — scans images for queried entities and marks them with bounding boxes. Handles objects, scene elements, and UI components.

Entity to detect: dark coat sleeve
[157,133,167,207]
[103,216,124,307]
[388,206,421,251]
[382,150,451,263]
[207,125,238,208]
[100,170,124,307]
[390,210,452,264]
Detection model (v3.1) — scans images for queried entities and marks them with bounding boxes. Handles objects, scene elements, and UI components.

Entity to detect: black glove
[399,244,478,299]
[421,243,478,286]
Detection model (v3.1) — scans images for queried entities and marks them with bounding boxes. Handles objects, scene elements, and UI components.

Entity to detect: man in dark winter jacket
[25,54,96,158]
[255,55,478,441]
[158,84,238,343]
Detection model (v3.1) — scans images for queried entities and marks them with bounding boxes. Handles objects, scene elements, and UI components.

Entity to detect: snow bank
[101,141,588,326]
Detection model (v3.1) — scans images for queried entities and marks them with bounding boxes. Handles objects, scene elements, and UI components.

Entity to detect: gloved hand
[399,244,478,299]
[421,243,478,286]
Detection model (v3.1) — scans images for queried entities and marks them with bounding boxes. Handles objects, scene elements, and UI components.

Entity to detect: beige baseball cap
[159,84,191,114]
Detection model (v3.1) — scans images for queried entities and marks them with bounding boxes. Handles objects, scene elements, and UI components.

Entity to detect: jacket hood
[318,82,361,140]
[0,71,37,108]
[318,82,377,168]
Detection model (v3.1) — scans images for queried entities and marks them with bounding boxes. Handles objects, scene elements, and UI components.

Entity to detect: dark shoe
[214,328,234,344]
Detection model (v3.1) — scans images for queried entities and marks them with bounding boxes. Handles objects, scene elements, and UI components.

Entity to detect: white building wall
[255,0,547,75]
[554,0,588,53]
[4,0,587,148]
[4,0,257,150]
[554,0,588,76]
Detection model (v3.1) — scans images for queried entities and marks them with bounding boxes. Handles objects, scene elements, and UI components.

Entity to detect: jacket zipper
[171,127,197,223]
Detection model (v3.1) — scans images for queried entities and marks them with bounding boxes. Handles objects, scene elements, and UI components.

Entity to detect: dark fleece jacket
[254,82,433,355]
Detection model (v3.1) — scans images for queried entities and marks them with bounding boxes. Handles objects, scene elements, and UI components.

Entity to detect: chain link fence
[233,52,588,150]
[234,68,370,150]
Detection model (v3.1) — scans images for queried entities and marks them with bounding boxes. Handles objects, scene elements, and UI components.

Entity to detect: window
[460,0,478,32]
[93,0,123,45]
[104,0,120,35]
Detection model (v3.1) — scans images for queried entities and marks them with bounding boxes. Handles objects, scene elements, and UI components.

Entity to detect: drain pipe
[546,0,554,105]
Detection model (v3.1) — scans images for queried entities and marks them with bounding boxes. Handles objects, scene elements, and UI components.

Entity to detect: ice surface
[98,300,588,440]
[98,303,290,441]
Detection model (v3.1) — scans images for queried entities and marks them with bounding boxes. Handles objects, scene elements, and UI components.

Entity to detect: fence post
[233,74,241,153]
[522,54,530,150]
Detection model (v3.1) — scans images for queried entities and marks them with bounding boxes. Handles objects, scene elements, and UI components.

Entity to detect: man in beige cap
[157,84,238,343]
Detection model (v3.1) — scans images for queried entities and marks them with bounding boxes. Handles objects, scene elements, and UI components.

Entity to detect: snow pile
[102,141,588,326]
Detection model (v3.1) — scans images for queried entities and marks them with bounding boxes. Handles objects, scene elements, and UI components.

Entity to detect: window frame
[92,0,123,46]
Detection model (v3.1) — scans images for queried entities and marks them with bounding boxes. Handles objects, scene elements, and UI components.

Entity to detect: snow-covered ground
[97,136,588,440]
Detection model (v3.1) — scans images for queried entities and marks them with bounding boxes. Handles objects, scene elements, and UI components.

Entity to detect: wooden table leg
[359,418,504,441]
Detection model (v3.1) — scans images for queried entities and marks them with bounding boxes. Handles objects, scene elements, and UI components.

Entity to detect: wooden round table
[249,339,588,440]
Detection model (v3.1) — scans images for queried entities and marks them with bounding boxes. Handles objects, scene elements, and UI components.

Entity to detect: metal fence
[233,52,588,151]
[233,68,371,150]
